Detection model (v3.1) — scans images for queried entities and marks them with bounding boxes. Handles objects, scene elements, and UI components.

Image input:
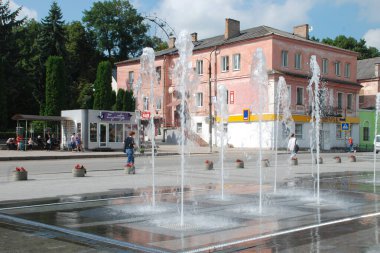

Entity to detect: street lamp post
[208,58,212,153]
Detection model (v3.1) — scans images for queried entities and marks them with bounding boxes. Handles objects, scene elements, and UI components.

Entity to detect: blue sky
[9,0,380,50]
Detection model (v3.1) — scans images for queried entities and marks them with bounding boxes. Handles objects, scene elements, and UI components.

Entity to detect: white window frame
[295,123,303,139]
[335,61,341,76]
[337,92,343,109]
[344,63,350,78]
[156,66,161,81]
[128,71,134,85]
[196,122,202,133]
[336,124,343,139]
[296,87,304,105]
[196,92,203,107]
[221,56,229,72]
[281,50,288,67]
[233,53,241,70]
[322,58,328,74]
[196,60,203,75]
[295,53,302,69]
[143,97,149,111]
[347,93,353,110]
[156,97,162,110]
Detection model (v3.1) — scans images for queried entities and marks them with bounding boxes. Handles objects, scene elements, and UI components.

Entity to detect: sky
[8,0,380,50]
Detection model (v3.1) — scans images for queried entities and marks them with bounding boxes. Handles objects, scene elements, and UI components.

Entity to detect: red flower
[236,159,243,163]
[75,164,84,170]
[15,167,27,172]
[205,160,212,164]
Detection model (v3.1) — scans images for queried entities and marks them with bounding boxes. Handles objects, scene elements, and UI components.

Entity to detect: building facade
[116,19,361,149]
[358,57,380,109]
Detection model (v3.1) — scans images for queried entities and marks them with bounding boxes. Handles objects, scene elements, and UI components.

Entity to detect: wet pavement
[2,171,380,252]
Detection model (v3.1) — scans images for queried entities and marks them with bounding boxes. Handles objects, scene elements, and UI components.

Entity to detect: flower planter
[205,162,213,170]
[314,157,323,164]
[261,159,270,167]
[72,168,86,177]
[348,156,356,162]
[125,165,135,174]
[290,158,298,166]
[13,171,27,181]
[334,157,341,163]
[235,161,244,168]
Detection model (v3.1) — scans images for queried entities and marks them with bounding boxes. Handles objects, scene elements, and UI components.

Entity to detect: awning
[12,114,73,121]
[166,100,181,107]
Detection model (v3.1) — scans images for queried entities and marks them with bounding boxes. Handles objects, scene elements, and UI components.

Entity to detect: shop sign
[100,112,132,121]
[141,111,151,119]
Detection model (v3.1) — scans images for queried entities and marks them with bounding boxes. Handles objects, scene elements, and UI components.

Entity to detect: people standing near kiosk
[124,131,136,164]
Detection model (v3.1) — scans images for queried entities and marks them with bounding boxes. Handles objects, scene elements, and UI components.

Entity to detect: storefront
[61,109,138,151]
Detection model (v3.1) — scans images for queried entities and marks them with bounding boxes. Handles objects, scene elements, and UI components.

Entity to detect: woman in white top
[288,133,297,158]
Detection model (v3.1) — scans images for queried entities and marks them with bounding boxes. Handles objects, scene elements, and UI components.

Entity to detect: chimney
[168,37,176,49]
[224,18,240,40]
[293,24,309,39]
[375,63,380,78]
[191,32,198,42]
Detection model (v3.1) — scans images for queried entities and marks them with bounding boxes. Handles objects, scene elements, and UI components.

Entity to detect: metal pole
[208,61,213,153]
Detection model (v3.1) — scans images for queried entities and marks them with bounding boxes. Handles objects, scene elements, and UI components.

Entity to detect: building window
[296,87,304,105]
[281,50,288,67]
[287,86,291,104]
[128,71,134,87]
[90,123,97,142]
[359,96,364,104]
[196,60,203,75]
[196,92,203,107]
[347,94,353,110]
[156,66,161,81]
[221,56,229,72]
[116,124,123,142]
[344,63,350,78]
[156,97,162,110]
[224,123,228,133]
[295,53,302,69]
[143,97,149,111]
[282,122,291,139]
[337,92,343,109]
[335,61,341,76]
[363,121,370,141]
[196,122,202,133]
[336,124,343,139]
[322,58,328,74]
[233,54,241,70]
[109,123,115,142]
[295,124,303,139]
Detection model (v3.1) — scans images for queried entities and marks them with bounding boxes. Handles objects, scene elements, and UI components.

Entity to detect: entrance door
[100,123,107,147]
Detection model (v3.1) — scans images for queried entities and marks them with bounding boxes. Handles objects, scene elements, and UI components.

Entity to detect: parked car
[375,135,380,154]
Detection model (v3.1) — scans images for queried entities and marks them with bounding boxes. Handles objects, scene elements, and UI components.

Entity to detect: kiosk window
[109,124,115,142]
[116,124,123,142]
[90,123,97,142]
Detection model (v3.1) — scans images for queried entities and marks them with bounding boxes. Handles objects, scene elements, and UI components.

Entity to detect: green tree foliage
[317,35,380,60]
[0,1,26,130]
[114,89,125,111]
[93,61,113,110]
[35,1,67,114]
[123,90,135,112]
[111,90,116,109]
[83,0,155,61]
[45,56,67,116]
[77,82,94,109]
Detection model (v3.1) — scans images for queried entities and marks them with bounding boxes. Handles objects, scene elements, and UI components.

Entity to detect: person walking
[288,133,298,159]
[348,136,354,152]
[124,131,136,166]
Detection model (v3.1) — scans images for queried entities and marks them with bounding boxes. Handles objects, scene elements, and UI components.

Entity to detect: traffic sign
[243,109,250,120]
[341,123,350,131]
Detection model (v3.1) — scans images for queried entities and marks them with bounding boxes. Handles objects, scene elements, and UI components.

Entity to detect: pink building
[358,57,380,109]
[116,19,361,149]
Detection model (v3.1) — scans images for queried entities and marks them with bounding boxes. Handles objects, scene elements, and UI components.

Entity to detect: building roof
[116,25,357,65]
[11,114,72,121]
[357,57,380,80]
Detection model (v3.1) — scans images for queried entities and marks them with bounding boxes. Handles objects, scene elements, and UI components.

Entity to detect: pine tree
[115,89,125,111]
[45,56,67,116]
[123,90,135,112]
[0,60,7,130]
[93,61,113,110]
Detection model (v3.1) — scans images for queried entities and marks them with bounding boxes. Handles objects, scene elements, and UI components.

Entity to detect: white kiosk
[61,109,137,151]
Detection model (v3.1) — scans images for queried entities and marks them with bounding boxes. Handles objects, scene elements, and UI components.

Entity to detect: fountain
[216,84,229,200]
[307,55,322,204]
[274,76,293,192]
[137,47,158,206]
[250,48,269,213]
[374,93,380,186]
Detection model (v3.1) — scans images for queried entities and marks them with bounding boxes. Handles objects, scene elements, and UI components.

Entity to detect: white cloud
[152,0,316,40]
[363,29,380,50]
[9,0,38,20]
[334,0,380,23]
